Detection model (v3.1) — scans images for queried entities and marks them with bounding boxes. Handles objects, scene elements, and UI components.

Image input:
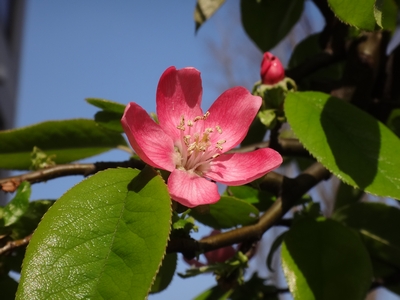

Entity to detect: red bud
[260,52,285,85]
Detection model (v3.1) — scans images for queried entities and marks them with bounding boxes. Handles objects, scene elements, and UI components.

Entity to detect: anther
[177,115,185,131]
[202,111,210,120]
[215,125,222,134]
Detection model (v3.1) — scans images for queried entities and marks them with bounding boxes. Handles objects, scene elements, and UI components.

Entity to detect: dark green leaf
[3,181,31,226]
[85,98,126,113]
[241,0,305,51]
[194,0,226,32]
[17,167,172,300]
[374,0,397,31]
[266,231,286,271]
[94,111,124,133]
[190,196,259,229]
[230,272,279,300]
[281,218,372,300]
[150,253,177,294]
[0,119,127,170]
[285,91,400,199]
[328,0,376,30]
[227,185,276,211]
[387,108,400,137]
[333,202,400,268]
[333,181,363,211]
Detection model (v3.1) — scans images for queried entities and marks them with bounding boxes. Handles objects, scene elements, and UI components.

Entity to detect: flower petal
[168,169,220,208]
[156,66,204,142]
[205,87,262,152]
[121,102,175,171]
[204,148,282,185]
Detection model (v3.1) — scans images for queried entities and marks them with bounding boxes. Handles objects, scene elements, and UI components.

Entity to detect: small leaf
[285,91,400,199]
[194,0,226,32]
[227,185,276,211]
[281,218,372,300]
[17,167,172,300]
[0,119,127,170]
[241,0,305,51]
[194,285,232,300]
[328,0,376,30]
[150,253,177,294]
[9,199,55,239]
[85,98,126,113]
[190,196,259,229]
[3,181,31,227]
[333,202,400,268]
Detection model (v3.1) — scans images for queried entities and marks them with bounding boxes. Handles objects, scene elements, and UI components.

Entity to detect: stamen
[183,135,191,146]
[187,120,193,127]
[203,111,210,120]
[177,115,185,131]
[216,140,226,150]
[193,115,202,122]
[215,125,222,134]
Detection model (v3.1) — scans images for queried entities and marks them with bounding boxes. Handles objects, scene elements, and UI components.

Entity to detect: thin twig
[0,234,32,255]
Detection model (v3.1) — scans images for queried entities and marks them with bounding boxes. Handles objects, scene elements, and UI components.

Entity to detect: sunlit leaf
[194,0,226,32]
[17,167,172,300]
[3,181,31,227]
[281,218,372,300]
[328,0,376,30]
[85,98,126,113]
[0,119,127,170]
[285,91,400,199]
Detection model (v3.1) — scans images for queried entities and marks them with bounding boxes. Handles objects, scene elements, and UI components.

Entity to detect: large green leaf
[333,202,400,268]
[328,0,376,30]
[150,253,177,294]
[85,98,126,114]
[227,185,276,211]
[241,0,305,52]
[190,196,259,229]
[16,167,172,300]
[0,119,126,170]
[281,218,372,300]
[285,91,400,199]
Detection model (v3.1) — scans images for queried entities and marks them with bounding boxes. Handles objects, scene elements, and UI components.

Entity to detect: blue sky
[14,1,399,299]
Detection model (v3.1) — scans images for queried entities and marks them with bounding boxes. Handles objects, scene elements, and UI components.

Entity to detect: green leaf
[17,167,172,300]
[285,91,400,199]
[281,218,372,300]
[0,119,127,170]
[85,98,126,113]
[194,285,232,300]
[241,0,305,51]
[150,253,177,294]
[333,202,400,268]
[94,111,124,133]
[374,0,397,31]
[387,108,400,137]
[190,196,259,229]
[333,181,363,211]
[194,0,226,32]
[3,181,31,226]
[227,185,276,211]
[328,0,376,30]
[266,231,286,271]
[230,272,279,300]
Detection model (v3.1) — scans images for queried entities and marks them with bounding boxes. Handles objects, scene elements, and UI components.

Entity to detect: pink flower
[260,52,285,85]
[184,230,236,267]
[121,66,282,207]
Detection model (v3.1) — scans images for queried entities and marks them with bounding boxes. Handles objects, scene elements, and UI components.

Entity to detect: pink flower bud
[204,230,236,264]
[260,52,285,85]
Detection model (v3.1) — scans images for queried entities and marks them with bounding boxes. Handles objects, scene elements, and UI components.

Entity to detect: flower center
[174,111,225,174]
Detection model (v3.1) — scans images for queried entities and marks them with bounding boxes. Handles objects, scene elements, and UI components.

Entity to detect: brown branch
[0,159,145,192]
[0,234,32,255]
[167,162,331,256]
